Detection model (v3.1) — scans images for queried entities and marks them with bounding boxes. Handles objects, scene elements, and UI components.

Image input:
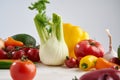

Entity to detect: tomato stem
[72,76,79,80]
[66,56,69,60]
[89,42,96,46]
[114,66,120,70]
[21,55,28,61]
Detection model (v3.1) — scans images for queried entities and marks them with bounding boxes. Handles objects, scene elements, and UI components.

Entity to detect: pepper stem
[81,63,88,69]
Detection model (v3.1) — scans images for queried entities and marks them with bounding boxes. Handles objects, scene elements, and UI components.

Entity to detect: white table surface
[0,63,86,80]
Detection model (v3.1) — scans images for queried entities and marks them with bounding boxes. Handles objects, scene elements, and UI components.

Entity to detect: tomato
[27,48,40,62]
[110,57,120,65]
[10,59,36,80]
[0,49,8,59]
[65,56,77,68]
[5,45,15,52]
[12,50,26,59]
[21,47,30,53]
[74,39,105,58]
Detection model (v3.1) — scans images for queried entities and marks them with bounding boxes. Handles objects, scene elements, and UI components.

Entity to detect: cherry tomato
[0,49,8,59]
[110,57,120,65]
[10,59,36,80]
[5,45,15,52]
[65,56,77,68]
[12,50,25,59]
[21,47,30,53]
[27,48,40,62]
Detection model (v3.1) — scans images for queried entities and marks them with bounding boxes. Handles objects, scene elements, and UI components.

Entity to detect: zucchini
[117,45,120,59]
[12,34,36,47]
[0,60,15,69]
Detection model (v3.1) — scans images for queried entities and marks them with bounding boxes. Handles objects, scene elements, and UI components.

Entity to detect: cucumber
[117,45,120,59]
[12,34,36,47]
[0,60,14,69]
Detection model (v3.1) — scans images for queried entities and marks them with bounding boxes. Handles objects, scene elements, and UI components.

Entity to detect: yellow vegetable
[79,55,98,71]
[0,38,5,49]
[63,23,89,58]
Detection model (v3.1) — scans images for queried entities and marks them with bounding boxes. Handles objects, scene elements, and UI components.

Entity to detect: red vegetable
[12,50,26,59]
[79,68,120,80]
[0,49,8,59]
[10,57,36,80]
[74,39,104,58]
[27,48,40,62]
[110,57,120,65]
[65,56,76,68]
[5,45,15,52]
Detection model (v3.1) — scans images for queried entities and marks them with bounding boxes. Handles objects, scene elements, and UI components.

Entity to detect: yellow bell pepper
[63,23,89,58]
[79,55,98,71]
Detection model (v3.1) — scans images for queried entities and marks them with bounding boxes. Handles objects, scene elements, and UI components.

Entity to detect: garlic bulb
[103,29,117,61]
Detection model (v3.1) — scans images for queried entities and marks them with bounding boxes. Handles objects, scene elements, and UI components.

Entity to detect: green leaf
[28,0,50,13]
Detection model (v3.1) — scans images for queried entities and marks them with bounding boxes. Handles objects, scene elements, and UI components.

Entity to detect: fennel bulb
[29,0,68,65]
[40,36,68,65]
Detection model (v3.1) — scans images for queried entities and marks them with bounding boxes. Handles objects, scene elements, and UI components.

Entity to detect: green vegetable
[0,60,15,69]
[117,45,120,59]
[12,34,36,47]
[29,0,68,65]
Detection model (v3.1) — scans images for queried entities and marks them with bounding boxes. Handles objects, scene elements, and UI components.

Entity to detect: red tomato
[27,48,40,62]
[65,56,77,68]
[110,57,120,65]
[74,39,105,58]
[12,50,26,59]
[0,49,8,59]
[21,47,30,53]
[5,45,15,52]
[10,59,36,80]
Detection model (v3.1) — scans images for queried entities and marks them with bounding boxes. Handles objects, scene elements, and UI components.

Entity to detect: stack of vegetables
[0,34,40,69]
[1,0,120,80]
[29,0,89,66]
[29,0,120,72]
[0,34,38,80]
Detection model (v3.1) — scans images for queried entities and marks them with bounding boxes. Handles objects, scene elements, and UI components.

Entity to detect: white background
[0,0,120,52]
